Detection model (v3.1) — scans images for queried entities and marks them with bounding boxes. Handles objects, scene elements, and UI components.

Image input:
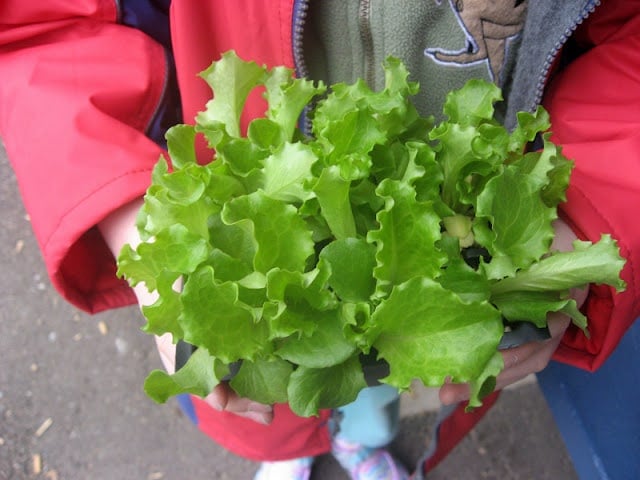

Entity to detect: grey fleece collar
[504,0,601,129]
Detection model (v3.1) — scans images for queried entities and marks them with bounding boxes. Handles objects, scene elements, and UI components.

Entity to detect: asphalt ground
[1,143,578,479]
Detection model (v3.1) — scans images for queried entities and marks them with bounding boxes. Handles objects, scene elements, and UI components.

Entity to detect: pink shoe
[332,437,409,480]
[253,456,314,480]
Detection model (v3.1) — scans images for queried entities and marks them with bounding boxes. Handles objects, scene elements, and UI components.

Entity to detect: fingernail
[257,414,273,425]
[248,402,273,414]
[245,411,273,425]
[208,398,223,411]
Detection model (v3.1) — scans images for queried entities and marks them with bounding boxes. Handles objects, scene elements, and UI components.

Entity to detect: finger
[438,379,469,405]
[547,312,571,337]
[496,316,570,388]
[205,383,274,425]
[439,338,540,405]
[154,333,180,374]
[439,353,538,405]
[441,340,559,404]
[440,314,571,404]
[499,340,541,378]
[206,384,274,424]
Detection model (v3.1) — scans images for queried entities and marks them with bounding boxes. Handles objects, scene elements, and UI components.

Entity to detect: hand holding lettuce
[117,51,625,416]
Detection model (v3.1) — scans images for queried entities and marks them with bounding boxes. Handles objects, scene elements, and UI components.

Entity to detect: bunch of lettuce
[117,51,625,416]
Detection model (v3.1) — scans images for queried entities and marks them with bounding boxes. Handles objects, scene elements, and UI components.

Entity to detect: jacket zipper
[358,0,375,88]
[294,0,375,87]
[294,1,600,115]
[531,0,601,110]
[292,0,314,135]
[113,0,122,22]
[292,0,311,80]
[144,49,173,146]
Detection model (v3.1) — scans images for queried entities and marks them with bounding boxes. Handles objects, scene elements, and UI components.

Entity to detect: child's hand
[204,383,274,425]
[439,218,588,405]
[100,199,274,424]
[154,334,274,424]
[438,311,571,405]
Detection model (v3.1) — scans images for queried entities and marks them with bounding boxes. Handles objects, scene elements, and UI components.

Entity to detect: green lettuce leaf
[196,50,266,139]
[179,267,269,363]
[368,179,446,293]
[230,358,293,405]
[369,277,503,400]
[144,347,220,403]
[221,191,314,273]
[117,51,627,416]
[319,238,376,302]
[476,167,557,277]
[287,355,368,417]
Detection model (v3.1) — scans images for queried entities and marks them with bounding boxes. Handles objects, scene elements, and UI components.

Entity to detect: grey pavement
[0,142,578,479]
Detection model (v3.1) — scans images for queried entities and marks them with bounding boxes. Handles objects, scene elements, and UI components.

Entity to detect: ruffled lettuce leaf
[118,51,626,416]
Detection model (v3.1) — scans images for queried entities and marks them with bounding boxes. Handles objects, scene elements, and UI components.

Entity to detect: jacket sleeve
[544,3,640,371]
[0,3,175,313]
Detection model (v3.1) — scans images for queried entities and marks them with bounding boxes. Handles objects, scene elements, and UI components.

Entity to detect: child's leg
[334,384,401,448]
[331,385,408,479]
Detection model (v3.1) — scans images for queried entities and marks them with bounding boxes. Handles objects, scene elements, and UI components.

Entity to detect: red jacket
[1,0,639,469]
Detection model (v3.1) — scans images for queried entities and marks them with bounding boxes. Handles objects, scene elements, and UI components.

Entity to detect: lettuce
[117,51,625,415]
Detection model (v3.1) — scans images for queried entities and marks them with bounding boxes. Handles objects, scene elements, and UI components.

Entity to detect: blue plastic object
[176,394,198,425]
[537,319,640,480]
